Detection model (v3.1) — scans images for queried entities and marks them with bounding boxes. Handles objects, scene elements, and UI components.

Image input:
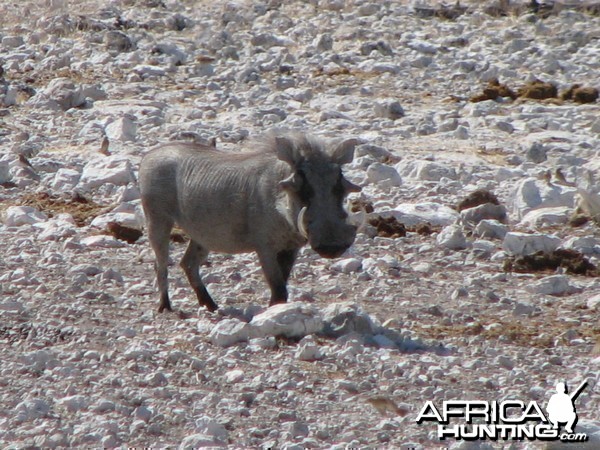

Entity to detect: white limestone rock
[355,144,393,162]
[465,100,501,117]
[575,188,600,223]
[460,203,508,225]
[209,318,253,347]
[78,156,135,190]
[520,207,571,228]
[3,206,48,227]
[366,163,402,188]
[224,369,244,384]
[0,161,11,184]
[454,125,469,140]
[330,258,362,274]
[503,232,561,256]
[395,160,457,181]
[437,225,468,250]
[194,416,228,443]
[587,294,600,311]
[496,167,526,182]
[104,30,134,53]
[179,433,220,449]
[374,100,404,120]
[93,99,166,128]
[33,214,77,241]
[15,398,52,423]
[80,235,126,248]
[512,178,577,219]
[474,219,508,240]
[51,168,81,191]
[31,77,86,111]
[20,349,58,372]
[250,302,323,339]
[313,33,333,52]
[90,212,143,230]
[2,35,25,48]
[383,202,459,227]
[295,335,324,361]
[321,302,380,338]
[105,115,137,142]
[526,275,581,296]
[561,236,600,255]
[56,395,89,413]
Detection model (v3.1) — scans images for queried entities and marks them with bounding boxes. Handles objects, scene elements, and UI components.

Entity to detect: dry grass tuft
[369,216,407,239]
[19,191,108,227]
[457,189,500,212]
[503,249,599,277]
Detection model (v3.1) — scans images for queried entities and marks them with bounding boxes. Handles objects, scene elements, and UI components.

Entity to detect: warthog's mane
[250,131,331,164]
[173,132,333,166]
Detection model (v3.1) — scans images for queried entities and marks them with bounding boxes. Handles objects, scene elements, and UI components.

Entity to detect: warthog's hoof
[202,301,219,313]
[158,297,172,313]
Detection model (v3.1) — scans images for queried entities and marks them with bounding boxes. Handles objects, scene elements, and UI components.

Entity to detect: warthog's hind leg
[259,249,298,307]
[181,240,218,312]
[147,218,174,313]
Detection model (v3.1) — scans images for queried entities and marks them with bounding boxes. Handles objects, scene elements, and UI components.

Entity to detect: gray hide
[139,132,361,312]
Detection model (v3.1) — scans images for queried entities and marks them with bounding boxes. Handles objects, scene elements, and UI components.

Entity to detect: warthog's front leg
[147,219,173,313]
[180,240,218,312]
[277,249,298,284]
[258,248,298,306]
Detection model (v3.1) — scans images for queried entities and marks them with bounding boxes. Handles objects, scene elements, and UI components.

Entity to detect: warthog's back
[139,142,293,253]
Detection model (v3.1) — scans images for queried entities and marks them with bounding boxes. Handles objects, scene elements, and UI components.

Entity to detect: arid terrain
[1,0,599,448]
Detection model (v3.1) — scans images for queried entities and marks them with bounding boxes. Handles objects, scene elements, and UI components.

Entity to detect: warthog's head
[276,134,362,258]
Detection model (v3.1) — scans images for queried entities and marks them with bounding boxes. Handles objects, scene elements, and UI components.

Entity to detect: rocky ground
[1,0,600,448]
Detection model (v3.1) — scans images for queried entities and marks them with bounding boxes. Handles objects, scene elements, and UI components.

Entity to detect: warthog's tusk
[297,207,309,239]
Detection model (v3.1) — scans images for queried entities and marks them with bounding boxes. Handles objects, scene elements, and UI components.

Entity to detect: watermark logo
[416,381,588,442]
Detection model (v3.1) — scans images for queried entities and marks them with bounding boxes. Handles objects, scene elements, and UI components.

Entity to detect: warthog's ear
[342,177,362,193]
[332,138,359,165]
[279,173,301,192]
[275,136,297,167]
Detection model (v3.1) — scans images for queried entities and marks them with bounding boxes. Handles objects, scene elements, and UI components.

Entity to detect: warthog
[139,132,362,312]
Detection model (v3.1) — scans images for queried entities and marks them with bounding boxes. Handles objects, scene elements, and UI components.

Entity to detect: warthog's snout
[309,221,357,259]
[314,244,351,259]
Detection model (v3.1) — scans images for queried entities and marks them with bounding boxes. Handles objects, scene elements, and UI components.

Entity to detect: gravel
[1,0,599,448]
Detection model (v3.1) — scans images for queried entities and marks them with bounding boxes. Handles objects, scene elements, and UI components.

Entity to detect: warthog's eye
[296,169,314,205]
